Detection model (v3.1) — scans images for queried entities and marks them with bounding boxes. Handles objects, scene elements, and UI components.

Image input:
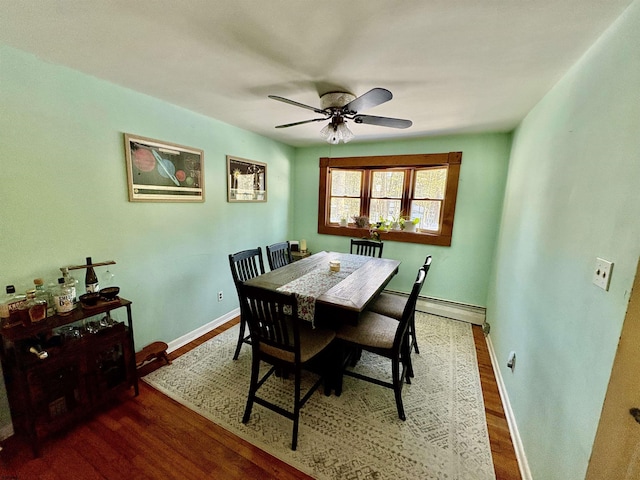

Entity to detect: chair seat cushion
[260,324,336,364]
[368,292,405,320]
[336,311,397,350]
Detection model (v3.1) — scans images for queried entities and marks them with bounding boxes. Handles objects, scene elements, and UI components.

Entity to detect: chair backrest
[240,284,300,363]
[423,255,432,273]
[266,241,293,270]
[228,248,266,291]
[350,239,384,258]
[395,265,429,346]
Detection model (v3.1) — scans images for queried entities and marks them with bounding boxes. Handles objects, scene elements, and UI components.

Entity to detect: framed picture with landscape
[124,133,204,202]
[227,155,267,202]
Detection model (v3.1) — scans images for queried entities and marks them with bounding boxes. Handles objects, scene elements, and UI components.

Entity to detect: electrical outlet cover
[593,258,613,291]
[507,351,516,371]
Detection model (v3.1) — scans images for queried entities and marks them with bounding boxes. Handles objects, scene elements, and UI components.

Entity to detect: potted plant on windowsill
[401,217,420,232]
[353,215,369,228]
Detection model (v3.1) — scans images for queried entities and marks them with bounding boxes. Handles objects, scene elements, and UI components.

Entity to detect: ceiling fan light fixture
[319,123,335,142]
[320,119,353,144]
[337,122,354,143]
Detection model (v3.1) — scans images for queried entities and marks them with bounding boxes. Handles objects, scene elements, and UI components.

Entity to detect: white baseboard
[485,334,532,480]
[167,308,240,353]
[384,290,487,325]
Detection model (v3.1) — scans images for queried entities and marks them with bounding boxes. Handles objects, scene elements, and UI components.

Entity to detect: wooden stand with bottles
[0,298,137,457]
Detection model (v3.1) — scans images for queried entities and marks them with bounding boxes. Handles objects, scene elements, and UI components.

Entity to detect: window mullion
[400,168,413,217]
[361,170,372,217]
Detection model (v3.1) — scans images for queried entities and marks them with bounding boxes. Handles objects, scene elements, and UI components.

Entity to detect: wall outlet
[593,258,613,291]
[507,351,516,372]
[217,291,223,302]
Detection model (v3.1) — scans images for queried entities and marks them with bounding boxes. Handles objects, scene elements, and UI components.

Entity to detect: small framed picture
[227,155,267,202]
[124,133,204,202]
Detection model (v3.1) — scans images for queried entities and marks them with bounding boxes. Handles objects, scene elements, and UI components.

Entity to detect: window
[318,152,462,246]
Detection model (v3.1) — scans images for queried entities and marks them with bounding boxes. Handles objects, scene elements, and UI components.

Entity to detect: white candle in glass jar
[300,239,307,251]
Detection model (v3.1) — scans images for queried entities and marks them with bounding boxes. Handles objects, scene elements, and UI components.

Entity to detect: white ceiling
[0,0,633,147]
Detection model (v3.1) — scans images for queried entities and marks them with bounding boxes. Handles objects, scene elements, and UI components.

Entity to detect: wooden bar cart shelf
[0,298,137,457]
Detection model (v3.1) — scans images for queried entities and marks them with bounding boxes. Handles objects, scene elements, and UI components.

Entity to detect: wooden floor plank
[0,317,520,480]
[473,324,522,480]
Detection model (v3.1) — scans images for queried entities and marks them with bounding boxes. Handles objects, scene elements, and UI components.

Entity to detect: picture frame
[227,155,267,202]
[124,133,204,202]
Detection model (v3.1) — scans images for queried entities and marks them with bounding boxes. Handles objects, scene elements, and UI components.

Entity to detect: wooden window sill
[318,225,452,246]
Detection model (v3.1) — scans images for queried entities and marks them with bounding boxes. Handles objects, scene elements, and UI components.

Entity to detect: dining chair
[350,238,384,258]
[335,265,427,421]
[266,241,293,270]
[368,256,432,373]
[240,284,336,450]
[228,248,266,360]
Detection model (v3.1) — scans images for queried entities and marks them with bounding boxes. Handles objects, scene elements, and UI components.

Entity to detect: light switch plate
[593,258,613,291]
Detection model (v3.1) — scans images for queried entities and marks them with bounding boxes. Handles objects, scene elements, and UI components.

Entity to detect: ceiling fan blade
[353,115,413,129]
[343,88,392,114]
[269,95,328,115]
[275,118,328,128]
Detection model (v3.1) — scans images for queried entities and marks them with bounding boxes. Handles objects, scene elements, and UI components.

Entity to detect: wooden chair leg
[233,316,247,360]
[335,343,346,397]
[392,356,406,421]
[323,342,341,396]
[291,366,302,450]
[402,338,412,385]
[405,331,415,379]
[349,346,363,367]
[405,353,413,385]
[410,314,419,354]
[242,355,260,423]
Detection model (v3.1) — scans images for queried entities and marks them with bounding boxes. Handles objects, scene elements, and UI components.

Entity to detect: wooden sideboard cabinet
[0,298,138,457]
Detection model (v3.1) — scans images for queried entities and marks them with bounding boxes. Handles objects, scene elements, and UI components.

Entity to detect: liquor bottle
[0,285,26,328]
[19,289,47,324]
[53,278,75,315]
[0,287,12,321]
[85,257,99,293]
[60,267,78,303]
[33,278,53,317]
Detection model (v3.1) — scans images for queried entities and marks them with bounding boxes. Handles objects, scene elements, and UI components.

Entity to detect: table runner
[277,254,370,325]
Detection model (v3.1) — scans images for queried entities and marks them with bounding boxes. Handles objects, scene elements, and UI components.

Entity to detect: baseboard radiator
[384,290,486,326]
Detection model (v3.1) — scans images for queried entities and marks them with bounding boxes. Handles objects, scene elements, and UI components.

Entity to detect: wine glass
[101,268,115,288]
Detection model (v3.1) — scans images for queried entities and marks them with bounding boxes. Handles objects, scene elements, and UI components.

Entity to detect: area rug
[143,313,496,480]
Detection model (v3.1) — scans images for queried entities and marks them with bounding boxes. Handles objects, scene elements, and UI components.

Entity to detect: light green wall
[0,46,295,431]
[486,1,640,479]
[4,3,636,472]
[292,134,512,305]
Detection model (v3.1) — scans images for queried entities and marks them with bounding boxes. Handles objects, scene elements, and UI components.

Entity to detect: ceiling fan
[268,88,412,144]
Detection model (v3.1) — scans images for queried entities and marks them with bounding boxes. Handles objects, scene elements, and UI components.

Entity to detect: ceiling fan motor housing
[320,92,355,110]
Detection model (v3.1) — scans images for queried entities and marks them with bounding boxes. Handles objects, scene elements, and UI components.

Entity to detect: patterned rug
[143,313,496,480]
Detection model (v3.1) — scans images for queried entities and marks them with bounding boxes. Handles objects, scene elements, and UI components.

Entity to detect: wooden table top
[244,251,400,324]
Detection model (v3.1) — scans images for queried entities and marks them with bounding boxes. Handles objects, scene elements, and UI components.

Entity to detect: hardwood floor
[0,318,521,480]
[473,325,522,480]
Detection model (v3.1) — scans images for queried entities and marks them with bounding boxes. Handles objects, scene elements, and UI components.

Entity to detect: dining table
[244,250,401,328]
[243,250,401,395]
